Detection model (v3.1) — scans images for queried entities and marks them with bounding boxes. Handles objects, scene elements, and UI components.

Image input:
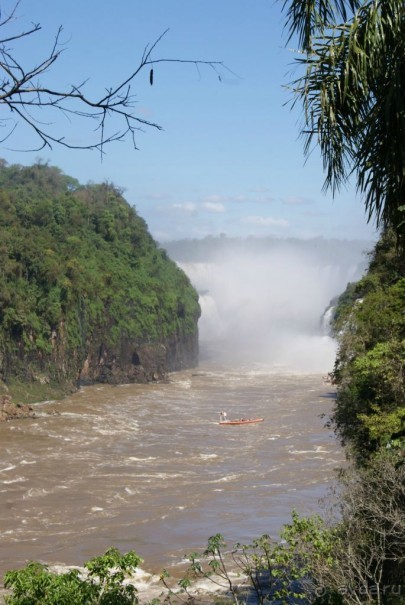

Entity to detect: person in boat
[219,411,227,423]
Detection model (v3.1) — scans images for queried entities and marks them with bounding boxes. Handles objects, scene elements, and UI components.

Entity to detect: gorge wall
[0,162,200,404]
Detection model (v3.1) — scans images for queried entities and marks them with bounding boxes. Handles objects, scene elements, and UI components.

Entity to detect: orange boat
[219,417,264,426]
[218,412,264,425]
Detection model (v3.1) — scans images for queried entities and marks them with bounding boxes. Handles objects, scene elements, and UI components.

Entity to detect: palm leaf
[285,0,405,237]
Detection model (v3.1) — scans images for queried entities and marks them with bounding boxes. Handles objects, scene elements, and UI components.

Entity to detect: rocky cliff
[0,161,200,405]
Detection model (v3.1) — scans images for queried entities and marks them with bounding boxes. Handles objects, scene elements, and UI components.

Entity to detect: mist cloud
[243,216,289,227]
[173,238,368,373]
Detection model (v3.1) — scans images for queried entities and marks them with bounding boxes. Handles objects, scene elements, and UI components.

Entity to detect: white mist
[171,239,369,373]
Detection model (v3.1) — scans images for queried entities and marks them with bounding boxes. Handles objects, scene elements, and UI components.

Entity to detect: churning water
[1,239,369,594]
[0,364,341,585]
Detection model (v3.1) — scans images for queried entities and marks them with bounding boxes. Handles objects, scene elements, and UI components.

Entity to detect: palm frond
[287,0,405,236]
[281,0,361,50]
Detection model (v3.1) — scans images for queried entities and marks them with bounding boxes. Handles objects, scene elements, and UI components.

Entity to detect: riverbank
[0,395,36,422]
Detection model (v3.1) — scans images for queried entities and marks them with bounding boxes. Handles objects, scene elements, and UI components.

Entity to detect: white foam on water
[0,464,17,473]
[49,564,86,576]
[211,473,242,483]
[288,447,328,455]
[92,419,140,435]
[173,378,192,389]
[267,465,282,473]
[181,570,249,597]
[132,472,184,480]
[58,412,94,419]
[110,492,126,502]
[123,567,163,600]
[124,487,138,495]
[23,487,50,499]
[3,476,26,484]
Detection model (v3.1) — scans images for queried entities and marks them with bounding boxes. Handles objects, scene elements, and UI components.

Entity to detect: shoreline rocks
[0,395,36,422]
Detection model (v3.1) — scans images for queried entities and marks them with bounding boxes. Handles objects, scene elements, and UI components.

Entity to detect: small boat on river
[218,411,264,426]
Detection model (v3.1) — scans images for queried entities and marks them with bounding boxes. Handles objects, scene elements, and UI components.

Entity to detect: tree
[4,547,143,605]
[329,228,405,462]
[310,454,405,605]
[0,2,224,155]
[282,0,405,241]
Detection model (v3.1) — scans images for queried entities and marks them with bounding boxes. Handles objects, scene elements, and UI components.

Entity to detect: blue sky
[1,0,377,243]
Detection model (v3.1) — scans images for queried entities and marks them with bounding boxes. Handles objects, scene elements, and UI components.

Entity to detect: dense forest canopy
[0,160,200,402]
[331,229,405,462]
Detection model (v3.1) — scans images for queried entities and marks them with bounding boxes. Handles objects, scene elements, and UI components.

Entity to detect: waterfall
[320,304,336,336]
[165,237,370,372]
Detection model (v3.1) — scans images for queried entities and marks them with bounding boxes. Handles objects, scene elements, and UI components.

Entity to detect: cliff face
[0,162,200,403]
[1,321,199,404]
[78,333,199,385]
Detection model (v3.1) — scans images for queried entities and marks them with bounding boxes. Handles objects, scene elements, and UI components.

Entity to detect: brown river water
[0,359,342,592]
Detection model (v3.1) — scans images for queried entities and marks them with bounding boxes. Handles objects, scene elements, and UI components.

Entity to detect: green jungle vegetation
[0,160,200,403]
[331,229,405,463]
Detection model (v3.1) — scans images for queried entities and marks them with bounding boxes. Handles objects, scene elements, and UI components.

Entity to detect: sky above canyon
[1,0,377,243]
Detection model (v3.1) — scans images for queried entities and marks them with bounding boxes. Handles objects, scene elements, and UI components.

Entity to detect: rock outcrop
[78,334,199,385]
[0,395,36,421]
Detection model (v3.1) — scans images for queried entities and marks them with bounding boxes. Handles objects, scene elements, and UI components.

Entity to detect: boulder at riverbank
[0,395,35,421]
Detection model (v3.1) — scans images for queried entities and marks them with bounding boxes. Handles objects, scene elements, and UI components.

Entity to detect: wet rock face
[0,321,199,403]
[78,331,199,386]
[79,341,169,384]
[0,328,199,416]
[165,331,199,373]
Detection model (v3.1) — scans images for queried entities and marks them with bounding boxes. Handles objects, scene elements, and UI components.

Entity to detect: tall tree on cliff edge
[282,0,405,244]
[0,2,223,156]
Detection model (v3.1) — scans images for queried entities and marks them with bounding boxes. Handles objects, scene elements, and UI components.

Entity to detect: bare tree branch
[0,3,227,157]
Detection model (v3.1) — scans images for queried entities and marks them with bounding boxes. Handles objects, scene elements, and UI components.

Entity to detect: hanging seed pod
[149,68,154,85]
